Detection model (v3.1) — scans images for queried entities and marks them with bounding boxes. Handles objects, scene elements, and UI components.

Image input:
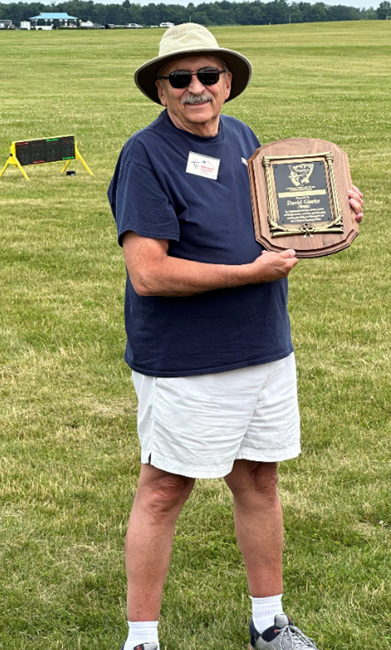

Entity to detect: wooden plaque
[248,138,359,258]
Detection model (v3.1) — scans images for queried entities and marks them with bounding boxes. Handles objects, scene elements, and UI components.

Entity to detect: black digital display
[31,141,45,164]
[14,136,76,166]
[47,143,60,162]
[16,142,29,166]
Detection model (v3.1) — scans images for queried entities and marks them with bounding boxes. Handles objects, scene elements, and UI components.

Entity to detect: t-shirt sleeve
[108,139,180,246]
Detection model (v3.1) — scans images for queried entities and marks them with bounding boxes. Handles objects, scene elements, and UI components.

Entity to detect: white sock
[251,594,283,634]
[124,621,159,650]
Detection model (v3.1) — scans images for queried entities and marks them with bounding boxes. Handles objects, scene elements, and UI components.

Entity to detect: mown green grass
[1,22,390,650]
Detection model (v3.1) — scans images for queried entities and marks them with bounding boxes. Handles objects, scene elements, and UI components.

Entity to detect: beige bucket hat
[134,22,252,105]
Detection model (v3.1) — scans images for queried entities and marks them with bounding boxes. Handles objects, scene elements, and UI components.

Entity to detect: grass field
[1,21,390,650]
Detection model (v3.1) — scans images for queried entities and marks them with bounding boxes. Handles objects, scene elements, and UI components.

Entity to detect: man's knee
[226,460,279,499]
[250,462,279,497]
[138,469,195,516]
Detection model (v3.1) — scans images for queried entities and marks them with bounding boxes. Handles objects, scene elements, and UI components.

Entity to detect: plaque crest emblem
[289,163,314,187]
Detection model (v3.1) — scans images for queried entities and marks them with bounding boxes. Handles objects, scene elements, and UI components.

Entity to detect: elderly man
[108,23,363,650]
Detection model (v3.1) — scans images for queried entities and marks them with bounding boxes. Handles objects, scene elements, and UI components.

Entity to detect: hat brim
[134,47,252,104]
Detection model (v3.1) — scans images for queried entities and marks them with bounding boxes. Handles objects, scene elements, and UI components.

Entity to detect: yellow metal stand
[61,142,93,176]
[0,142,30,180]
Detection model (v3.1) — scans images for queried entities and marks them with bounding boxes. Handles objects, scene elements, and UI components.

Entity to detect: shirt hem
[118,225,180,246]
[125,345,294,378]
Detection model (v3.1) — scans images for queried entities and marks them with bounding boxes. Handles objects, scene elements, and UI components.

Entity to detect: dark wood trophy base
[248,138,359,258]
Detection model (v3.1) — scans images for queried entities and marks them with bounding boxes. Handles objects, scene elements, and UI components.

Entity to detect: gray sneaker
[249,614,319,650]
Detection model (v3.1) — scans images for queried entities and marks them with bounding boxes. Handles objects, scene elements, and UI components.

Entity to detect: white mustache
[182,93,213,106]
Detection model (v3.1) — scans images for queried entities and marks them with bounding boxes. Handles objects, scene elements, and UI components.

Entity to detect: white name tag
[186,151,220,180]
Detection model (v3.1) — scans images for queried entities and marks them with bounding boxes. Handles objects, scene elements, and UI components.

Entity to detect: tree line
[1,0,390,28]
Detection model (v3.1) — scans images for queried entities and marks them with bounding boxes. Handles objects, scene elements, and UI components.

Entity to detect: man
[108,23,363,650]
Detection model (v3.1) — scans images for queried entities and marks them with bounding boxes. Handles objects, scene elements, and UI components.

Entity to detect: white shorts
[132,353,300,479]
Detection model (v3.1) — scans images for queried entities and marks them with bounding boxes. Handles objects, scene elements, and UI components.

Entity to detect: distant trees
[0,1,384,28]
[377,1,391,18]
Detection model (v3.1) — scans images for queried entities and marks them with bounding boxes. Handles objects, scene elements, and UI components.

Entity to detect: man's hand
[349,185,363,223]
[248,249,298,284]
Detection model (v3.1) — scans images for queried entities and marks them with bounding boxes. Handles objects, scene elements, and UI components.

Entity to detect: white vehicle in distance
[159,22,175,28]
[126,23,143,28]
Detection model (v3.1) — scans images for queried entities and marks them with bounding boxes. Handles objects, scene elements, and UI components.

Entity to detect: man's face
[155,55,232,137]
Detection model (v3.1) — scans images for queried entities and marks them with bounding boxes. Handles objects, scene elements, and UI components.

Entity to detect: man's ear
[224,71,233,102]
[155,80,167,107]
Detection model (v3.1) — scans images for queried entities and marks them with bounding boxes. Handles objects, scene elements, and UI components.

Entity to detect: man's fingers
[350,185,363,198]
[348,186,364,224]
[349,197,363,223]
[261,249,296,258]
[280,248,297,259]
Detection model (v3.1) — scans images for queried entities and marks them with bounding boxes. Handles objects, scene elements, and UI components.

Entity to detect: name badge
[186,151,220,180]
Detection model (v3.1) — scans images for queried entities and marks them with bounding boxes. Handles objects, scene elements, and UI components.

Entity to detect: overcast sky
[0,0,379,9]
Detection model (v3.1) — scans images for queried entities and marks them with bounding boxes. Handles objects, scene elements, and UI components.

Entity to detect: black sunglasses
[157,67,225,89]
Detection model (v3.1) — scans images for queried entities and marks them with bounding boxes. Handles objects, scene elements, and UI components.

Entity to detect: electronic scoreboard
[15,135,76,166]
[0,135,93,179]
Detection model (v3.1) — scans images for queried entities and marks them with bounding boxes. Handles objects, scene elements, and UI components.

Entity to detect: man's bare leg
[126,463,195,621]
[224,459,283,597]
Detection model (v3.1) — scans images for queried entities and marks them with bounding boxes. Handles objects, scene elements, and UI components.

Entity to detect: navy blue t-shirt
[108,110,293,377]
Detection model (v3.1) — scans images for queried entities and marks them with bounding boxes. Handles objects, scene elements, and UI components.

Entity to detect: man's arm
[123,184,363,298]
[122,231,298,297]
